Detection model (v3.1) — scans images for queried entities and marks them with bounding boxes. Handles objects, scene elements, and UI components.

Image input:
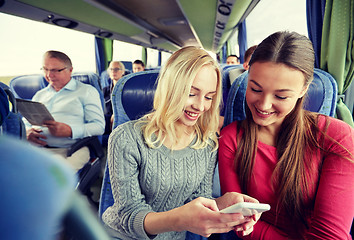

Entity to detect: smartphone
[220,202,270,216]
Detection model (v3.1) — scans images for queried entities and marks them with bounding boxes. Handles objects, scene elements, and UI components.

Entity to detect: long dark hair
[235,31,317,232]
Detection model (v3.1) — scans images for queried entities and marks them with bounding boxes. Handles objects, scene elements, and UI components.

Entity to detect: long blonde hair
[140,46,222,150]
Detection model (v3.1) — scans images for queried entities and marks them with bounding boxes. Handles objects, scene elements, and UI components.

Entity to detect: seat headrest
[9,74,48,100]
[121,61,133,72]
[303,69,337,116]
[223,68,338,127]
[112,70,159,128]
[72,72,101,88]
[0,87,9,126]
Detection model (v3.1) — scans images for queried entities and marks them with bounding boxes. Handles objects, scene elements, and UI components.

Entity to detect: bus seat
[0,136,111,240]
[8,72,106,208]
[220,64,244,117]
[99,70,159,218]
[100,70,110,89]
[9,74,48,100]
[9,72,104,110]
[121,60,133,72]
[0,82,26,139]
[100,69,132,90]
[223,68,338,127]
[71,72,105,112]
[111,70,159,128]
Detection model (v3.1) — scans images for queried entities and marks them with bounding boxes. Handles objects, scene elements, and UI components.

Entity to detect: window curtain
[237,20,248,64]
[94,36,113,75]
[142,47,147,66]
[221,44,228,64]
[321,0,354,126]
[306,0,326,68]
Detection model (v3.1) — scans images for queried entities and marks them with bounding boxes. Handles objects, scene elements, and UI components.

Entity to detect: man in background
[132,59,145,73]
[242,45,257,70]
[26,50,105,170]
[226,55,240,65]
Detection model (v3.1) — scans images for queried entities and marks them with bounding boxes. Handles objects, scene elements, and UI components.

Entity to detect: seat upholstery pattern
[223,68,338,127]
[111,70,159,129]
[220,64,244,116]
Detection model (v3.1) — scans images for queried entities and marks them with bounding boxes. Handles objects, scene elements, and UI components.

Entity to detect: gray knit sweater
[102,120,217,240]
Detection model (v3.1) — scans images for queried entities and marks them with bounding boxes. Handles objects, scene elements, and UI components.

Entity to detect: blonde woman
[103,61,125,134]
[102,47,260,239]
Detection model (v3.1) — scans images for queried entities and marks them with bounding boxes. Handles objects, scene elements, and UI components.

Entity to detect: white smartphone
[220,202,271,216]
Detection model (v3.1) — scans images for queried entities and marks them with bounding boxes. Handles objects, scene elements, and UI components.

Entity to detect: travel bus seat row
[0,82,26,138]
[8,72,106,208]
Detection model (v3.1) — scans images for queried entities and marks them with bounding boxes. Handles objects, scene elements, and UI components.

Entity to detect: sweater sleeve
[102,123,154,239]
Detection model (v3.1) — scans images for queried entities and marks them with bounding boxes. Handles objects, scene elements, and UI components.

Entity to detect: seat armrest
[67,136,104,158]
[63,191,111,240]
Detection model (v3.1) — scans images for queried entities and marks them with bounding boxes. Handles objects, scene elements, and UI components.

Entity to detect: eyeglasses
[109,68,122,72]
[41,67,67,74]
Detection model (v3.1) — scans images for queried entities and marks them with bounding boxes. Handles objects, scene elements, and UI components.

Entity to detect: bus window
[0,12,96,76]
[246,0,307,46]
[161,51,172,67]
[146,48,159,69]
[112,41,143,64]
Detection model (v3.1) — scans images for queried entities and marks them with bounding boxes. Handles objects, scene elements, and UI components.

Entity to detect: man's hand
[43,120,72,138]
[26,128,47,146]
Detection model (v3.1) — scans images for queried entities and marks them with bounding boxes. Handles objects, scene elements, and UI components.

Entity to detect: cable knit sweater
[102,120,217,240]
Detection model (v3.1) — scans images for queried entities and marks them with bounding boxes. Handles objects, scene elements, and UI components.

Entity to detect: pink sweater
[219,115,354,239]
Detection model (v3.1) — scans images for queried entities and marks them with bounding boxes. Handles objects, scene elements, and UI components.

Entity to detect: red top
[219,115,354,239]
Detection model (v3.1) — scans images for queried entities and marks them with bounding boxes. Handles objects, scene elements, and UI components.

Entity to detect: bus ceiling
[0,0,260,53]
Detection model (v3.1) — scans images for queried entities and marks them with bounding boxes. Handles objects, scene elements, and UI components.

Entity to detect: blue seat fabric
[99,70,159,218]
[0,86,9,126]
[0,82,26,139]
[111,70,159,128]
[220,64,244,116]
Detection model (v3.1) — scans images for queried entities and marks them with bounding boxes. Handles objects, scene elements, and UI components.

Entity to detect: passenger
[226,54,240,65]
[228,45,258,86]
[103,61,125,134]
[132,59,145,73]
[242,45,257,70]
[102,46,261,239]
[218,31,354,239]
[25,50,105,171]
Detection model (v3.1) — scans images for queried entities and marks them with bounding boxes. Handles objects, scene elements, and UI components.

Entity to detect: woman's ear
[299,84,310,98]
